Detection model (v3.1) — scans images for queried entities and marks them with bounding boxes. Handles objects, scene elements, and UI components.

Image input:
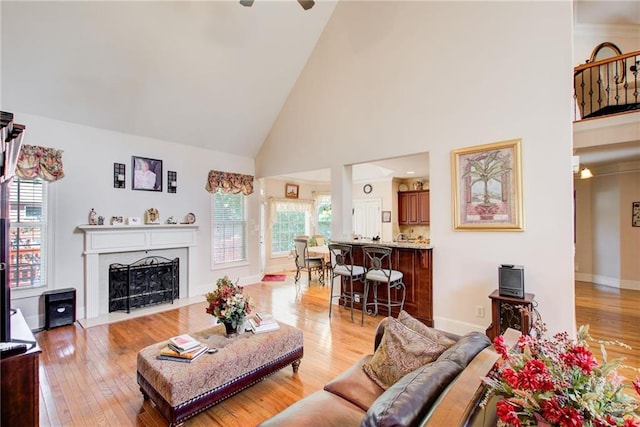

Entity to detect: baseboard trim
[433,316,487,336]
[579,274,640,291]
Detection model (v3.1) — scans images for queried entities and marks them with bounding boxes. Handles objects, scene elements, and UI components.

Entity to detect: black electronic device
[498,264,525,298]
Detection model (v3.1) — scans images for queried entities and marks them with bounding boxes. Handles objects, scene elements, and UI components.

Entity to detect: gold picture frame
[285,183,299,199]
[451,138,524,231]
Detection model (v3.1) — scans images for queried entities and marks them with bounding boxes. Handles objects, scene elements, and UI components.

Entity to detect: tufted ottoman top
[137,321,304,407]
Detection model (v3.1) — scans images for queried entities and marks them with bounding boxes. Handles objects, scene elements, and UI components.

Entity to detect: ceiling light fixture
[406,171,415,175]
[239,0,314,9]
[580,167,593,179]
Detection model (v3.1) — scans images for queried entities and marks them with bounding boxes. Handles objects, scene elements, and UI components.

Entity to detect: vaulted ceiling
[1,1,336,158]
[1,0,637,165]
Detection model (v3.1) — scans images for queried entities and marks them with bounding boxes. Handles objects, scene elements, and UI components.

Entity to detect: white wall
[256,1,576,335]
[575,163,640,289]
[10,113,260,328]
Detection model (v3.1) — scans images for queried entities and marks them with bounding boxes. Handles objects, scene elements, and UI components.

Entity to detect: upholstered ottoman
[137,322,304,427]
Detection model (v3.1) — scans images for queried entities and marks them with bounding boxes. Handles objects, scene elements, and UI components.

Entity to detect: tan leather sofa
[259,319,519,427]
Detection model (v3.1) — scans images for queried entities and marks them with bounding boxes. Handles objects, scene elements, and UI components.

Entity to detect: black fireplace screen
[108,256,179,313]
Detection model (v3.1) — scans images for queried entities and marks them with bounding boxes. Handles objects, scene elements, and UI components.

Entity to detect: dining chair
[327,244,366,324]
[293,238,325,285]
[313,234,326,246]
[362,246,406,318]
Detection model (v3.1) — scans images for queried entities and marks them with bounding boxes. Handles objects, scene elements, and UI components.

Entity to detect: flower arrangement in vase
[481,319,640,426]
[205,276,254,336]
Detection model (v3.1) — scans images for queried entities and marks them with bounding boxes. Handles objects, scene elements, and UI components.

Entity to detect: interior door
[353,199,381,239]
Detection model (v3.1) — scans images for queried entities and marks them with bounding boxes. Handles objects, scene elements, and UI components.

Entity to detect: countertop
[331,239,433,250]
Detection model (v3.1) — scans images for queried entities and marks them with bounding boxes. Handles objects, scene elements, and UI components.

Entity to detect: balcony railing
[574,50,640,121]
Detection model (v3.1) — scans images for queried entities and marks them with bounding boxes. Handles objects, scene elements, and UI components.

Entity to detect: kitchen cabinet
[398,190,430,225]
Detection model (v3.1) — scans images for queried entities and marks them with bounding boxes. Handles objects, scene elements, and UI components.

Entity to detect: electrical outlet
[354,294,361,303]
[475,305,485,318]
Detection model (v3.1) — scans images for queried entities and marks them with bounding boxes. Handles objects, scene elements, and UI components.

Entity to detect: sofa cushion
[360,359,462,427]
[323,355,385,411]
[258,390,366,427]
[397,310,457,348]
[362,318,450,389]
[436,331,491,368]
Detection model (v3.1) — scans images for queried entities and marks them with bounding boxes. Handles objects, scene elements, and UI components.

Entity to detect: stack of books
[157,334,207,363]
[249,313,280,334]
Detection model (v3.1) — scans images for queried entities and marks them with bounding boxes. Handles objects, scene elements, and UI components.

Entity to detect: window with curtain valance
[205,170,254,195]
[15,144,65,182]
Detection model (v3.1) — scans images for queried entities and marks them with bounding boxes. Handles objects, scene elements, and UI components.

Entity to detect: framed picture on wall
[451,138,524,231]
[633,201,640,227]
[382,211,391,223]
[132,156,163,191]
[285,183,299,199]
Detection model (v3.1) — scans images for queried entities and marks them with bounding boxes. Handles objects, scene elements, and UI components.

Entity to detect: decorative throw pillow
[362,318,449,389]
[397,310,456,348]
[361,359,462,427]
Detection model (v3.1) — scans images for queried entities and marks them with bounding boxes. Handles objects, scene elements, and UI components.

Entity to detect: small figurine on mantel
[97,216,105,225]
[89,208,98,225]
[166,216,177,224]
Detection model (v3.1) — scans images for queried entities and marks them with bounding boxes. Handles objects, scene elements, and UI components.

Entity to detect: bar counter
[330,239,434,326]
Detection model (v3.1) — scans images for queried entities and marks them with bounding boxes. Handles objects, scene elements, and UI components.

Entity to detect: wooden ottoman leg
[292,359,301,373]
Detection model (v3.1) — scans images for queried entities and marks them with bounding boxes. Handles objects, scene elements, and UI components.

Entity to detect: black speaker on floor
[498,265,524,298]
[43,288,76,329]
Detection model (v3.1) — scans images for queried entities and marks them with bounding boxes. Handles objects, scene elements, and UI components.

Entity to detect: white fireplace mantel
[78,224,199,320]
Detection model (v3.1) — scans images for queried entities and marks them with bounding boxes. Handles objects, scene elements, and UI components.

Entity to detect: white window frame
[269,198,315,258]
[316,193,332,240]
[211,192,248,270]
[8,177,48,293]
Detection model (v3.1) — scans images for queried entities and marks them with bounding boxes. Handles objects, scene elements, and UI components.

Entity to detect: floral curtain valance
[15,144,65,182]
[205,170,254,195]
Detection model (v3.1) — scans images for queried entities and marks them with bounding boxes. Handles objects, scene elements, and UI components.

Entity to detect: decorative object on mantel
[481,319,640,426]
[88,209,97,225]
[412,181,423,191]
[166,216,177,224]
[205,276,254,337]
[111,216,124,225]
[205,170,254,195]
[127,217,141,225]
[97,216,104,225]
[181,212,196,224]
[145,208,160,224]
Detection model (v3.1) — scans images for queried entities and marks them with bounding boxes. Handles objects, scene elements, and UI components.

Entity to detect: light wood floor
[33,276,639,426]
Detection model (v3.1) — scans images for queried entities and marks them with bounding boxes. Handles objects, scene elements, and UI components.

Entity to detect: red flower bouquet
[482,320,640,426]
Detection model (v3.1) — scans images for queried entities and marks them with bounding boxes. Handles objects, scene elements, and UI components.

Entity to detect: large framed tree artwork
[451,139,524,231]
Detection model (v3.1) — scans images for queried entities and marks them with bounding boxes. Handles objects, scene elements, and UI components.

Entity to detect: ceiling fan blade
[298,0,315,10]
[239,0,254,7]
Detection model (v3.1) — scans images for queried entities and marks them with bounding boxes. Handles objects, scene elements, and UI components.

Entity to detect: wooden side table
[486,289,535,340]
